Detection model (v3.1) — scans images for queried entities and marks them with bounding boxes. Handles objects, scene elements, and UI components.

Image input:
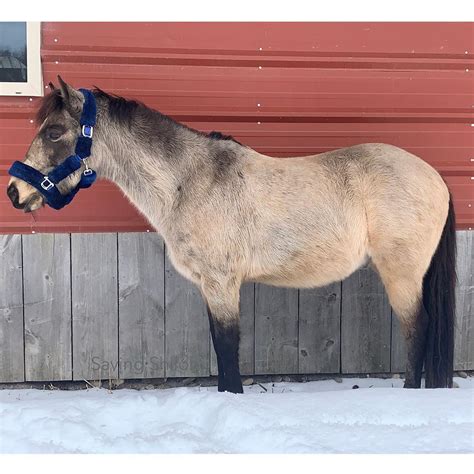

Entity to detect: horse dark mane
[207,131,242,146]
[93,87,146,124]
[36,87,242,146]
[94,88,242,145]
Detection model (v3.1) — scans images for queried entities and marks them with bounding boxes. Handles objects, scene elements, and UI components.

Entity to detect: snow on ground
[0,376,472,454]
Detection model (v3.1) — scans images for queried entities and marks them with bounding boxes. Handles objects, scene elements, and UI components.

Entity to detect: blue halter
[8,88,97,210]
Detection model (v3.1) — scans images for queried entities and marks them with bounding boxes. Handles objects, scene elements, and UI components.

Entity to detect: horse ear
[57,75,83,115]
[48,81,55,91]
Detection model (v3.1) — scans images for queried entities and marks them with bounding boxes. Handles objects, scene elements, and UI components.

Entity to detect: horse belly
[250,232,368,289]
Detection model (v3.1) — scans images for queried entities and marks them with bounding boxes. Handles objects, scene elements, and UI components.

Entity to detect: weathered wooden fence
[0,231,472,383]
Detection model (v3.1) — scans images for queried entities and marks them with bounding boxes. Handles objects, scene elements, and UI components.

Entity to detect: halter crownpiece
[8,88,97,210]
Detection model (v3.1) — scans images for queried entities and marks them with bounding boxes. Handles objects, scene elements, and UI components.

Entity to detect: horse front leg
[206,306,226,391]
[202,278,243,394]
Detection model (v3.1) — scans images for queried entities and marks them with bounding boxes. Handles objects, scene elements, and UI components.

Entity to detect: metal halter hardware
[8,88,98,210]
[82,124,93,138]
[41,176,55,191]
[82,157,94,176]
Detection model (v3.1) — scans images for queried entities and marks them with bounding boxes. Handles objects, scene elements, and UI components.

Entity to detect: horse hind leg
[372,261,428,388]
[388,280,428,388]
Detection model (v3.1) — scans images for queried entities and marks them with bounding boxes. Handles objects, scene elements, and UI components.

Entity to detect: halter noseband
[8,88,97,210]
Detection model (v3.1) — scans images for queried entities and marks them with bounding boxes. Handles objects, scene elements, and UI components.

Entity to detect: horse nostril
[7,183,24,209]
[7,183,18,202]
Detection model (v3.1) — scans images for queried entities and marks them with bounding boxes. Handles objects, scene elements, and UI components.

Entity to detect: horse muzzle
[7,180,44,212]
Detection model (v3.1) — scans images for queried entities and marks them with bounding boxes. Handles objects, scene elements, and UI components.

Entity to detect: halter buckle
[40,176,54,191]
[82,157,94,176]
[82,125,93,138]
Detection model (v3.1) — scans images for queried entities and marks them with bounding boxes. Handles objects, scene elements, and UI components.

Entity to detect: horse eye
[47,129,63,142]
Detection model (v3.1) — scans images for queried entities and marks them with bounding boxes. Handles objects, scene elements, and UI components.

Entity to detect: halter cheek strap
[8,88,97,210]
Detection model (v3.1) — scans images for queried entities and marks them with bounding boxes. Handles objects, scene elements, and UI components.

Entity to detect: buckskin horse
[7,77,456,393]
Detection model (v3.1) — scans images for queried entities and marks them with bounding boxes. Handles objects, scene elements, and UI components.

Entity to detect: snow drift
[0,376,472,453]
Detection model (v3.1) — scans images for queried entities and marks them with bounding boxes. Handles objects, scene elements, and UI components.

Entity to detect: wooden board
[71,233,118,381]
[254,284,299,374]
[341,266,391,374]
[23,234,72,381]
[0,230,471,383]
[454,230,473,370]
[299,282,341,374]
[164,253,209,377]
[210,282,255,376]
[0,235,24,383]
[118,233,165,379]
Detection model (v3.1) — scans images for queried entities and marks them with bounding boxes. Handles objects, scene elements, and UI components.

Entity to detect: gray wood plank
[71,233,118,381]
[210,282,255,376]
[341,266,391,373]
[22,234,71,381]
[255,284,298,374]
[0,235,24,383]
[118,232,165,379]
[390,309,407,373]
[298,282,341,374]
[164,253,209,377]
[454,230,473,370]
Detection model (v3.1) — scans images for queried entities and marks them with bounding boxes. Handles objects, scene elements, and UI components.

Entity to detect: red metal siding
[1,22,473,233]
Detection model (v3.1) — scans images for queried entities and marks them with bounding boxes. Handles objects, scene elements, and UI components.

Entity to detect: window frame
[0,22,43,97]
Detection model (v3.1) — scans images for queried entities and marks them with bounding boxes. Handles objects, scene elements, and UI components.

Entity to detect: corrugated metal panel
[0,22,473,233]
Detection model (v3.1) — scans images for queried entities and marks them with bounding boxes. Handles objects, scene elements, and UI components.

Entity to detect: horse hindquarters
[372,195,456,388]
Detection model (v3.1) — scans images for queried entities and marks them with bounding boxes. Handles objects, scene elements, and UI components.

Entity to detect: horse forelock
[36,89,64,125]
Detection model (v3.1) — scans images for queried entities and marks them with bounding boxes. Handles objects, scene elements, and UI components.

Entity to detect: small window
[0,22,43,96]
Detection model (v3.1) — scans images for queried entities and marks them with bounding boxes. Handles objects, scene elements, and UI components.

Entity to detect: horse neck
[90,109,209,231]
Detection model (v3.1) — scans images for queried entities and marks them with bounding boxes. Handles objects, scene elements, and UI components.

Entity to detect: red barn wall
[0,22,473,233]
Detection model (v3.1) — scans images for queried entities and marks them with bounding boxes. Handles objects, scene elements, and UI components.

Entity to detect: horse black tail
[423,192,456,388]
